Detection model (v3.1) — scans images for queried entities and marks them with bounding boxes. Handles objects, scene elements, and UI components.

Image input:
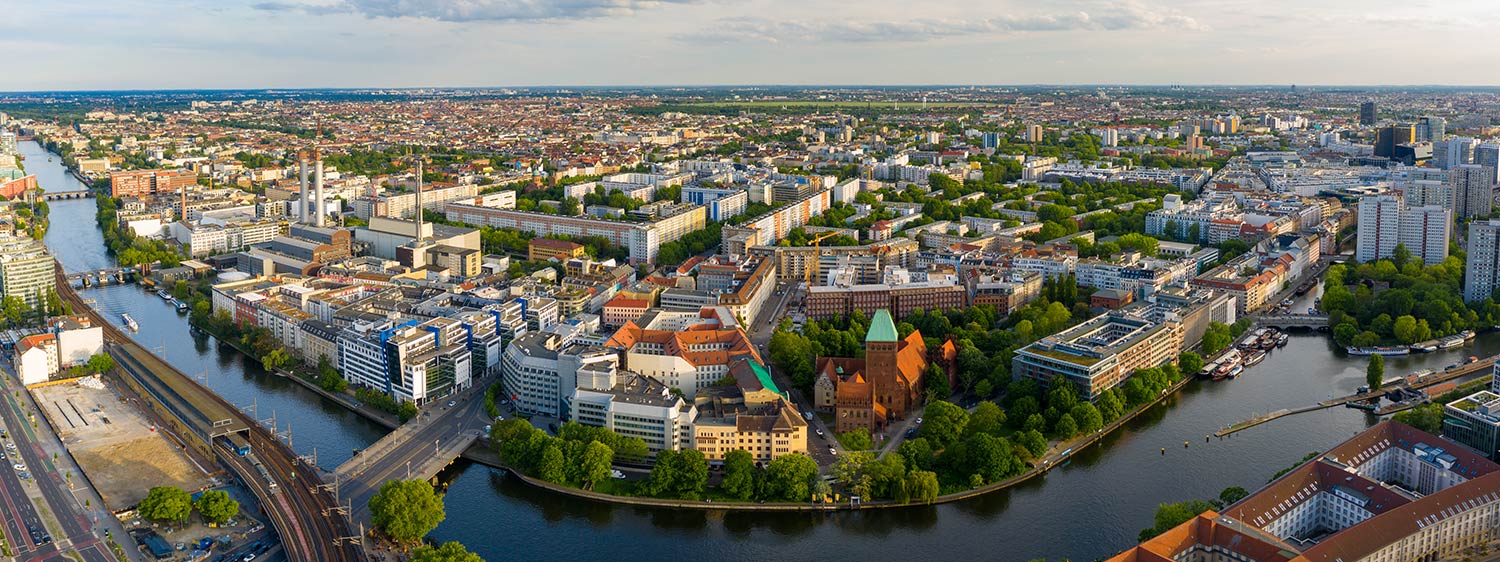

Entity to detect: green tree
[1071,402,1104,433]
[720,449,758,501]
[138,486,192,522]
[644,449,709,499]
[260,348,290,372]
[411,541,485,562]
[965,401,1006,437]
[920,401,970,449]
[1017,429,1048,458]
[1139,500,1217,541]
[369,479,446,544]
[1392,315,1418,344]
[1054,413,1079,438]
[577,441,613,490]
[1177,351,1203,376]
[905,470,940,504]
[1201,322,1231,355]
[193,489,239,524]
[836,429,874,451]
[763,453,819,501]
[1216,486,1249,508]
[86,353,115,374]
[537,442,567,484]
[1366,355,1384,391]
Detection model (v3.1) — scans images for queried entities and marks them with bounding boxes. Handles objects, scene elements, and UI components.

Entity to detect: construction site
[32,375,214,509]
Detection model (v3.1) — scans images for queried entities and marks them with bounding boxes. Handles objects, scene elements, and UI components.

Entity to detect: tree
[1177,352,1203,376]
[577,441,613,490]
[836,429,874,451]
[905,470,940,504]
[1018,429,1048,458]
[1392,315,1418,344]
[920,401,969,449]
[1366,355,1384,391]
[260,348,290,372]
[138,486,192,522]
[763,453,819,501]
[644,449,708,499]
[1138,500,1217,541]
[966,401,1006,437]
[1071,402,1104,433]
[86,353,115,374]
[537,442,567,483]
[193,489,239,524]
[1201,322,1232,355]
[1391,244,1412,268]
[1054,413,1079,438]
[1216,486,1249,508]
[369,479,446,544]
[411,542,485,562]
[720,450,758,501]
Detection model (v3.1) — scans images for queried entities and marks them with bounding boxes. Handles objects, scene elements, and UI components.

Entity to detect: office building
[1476,143,1500,177]
[692,359,806,463]
[337,317,474,406]
[1419,115,1446,142]
[1011,310,1183,400]
[1115,421,1500,562]
[1443,390,1500,460]
[446,203,704,264]
[0,233,57,308]
[1373,124,1415,159]
[604,320,762,399]
[569,363,695,453]
[1450,164,1496,220]
[1434,137,1474,169]
[109,169,197,198]
[501,331,617,417]
[528,238,586,261]
[970,270,1044,314]
[1358,101,1376,125]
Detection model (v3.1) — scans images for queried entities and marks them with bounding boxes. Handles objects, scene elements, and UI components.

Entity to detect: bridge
[1254,313,1329,329]
[331,381,491,523]
[40,190,93,201]
[65,267,140,287]
[56,265,366,561]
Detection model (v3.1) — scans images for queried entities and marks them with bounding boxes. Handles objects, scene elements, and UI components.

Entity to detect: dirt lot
[34,376,213,508]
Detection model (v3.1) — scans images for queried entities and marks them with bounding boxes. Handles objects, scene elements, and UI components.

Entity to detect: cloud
[254,0,697,22]
[677,1,1204,44]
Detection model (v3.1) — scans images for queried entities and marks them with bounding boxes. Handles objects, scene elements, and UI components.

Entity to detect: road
[744,281,844,466]
[0,374,121,562]
[337,376,493,524]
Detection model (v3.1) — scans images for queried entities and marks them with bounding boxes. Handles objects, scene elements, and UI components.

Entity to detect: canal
[18,139,1492,561]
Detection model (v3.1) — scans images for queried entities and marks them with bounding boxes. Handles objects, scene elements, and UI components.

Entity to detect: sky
[3,0,1497,90]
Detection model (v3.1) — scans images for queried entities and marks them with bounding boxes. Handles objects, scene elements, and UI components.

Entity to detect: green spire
[866,309,898,343]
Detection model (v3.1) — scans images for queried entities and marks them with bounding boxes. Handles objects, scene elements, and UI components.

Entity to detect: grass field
[687,100,1000,109]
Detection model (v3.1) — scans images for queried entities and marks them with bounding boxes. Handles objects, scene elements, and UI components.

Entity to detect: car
[915,417,923,425]
[244,555,257,561]
[828,447,838,456]
[13,463,24,471]
[814,428,824,437]
[905,427,916,439]
[801,410,814,421]
[17,471,29,480]
[610,469,626,479]
[448,400,456,407]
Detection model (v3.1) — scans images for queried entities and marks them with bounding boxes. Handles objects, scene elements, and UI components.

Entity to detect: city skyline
[7,0,1500,90]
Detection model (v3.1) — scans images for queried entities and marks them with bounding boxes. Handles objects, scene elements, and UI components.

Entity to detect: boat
[156,289,171,300]
[1411,343,1438,353]
[1212,363,1233,381]
[1346,346,1411,356]
[171,299,189,313]
[1275,332,1289,347]
[122,313,139,332]
[1225,364,1244,379]
[1198,361,1219,379]
[1244,351,1266,367]
[1438,337,1465,350]
[1345,400,1379,411]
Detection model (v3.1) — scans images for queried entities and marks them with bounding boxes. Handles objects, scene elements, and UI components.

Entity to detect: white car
[915,417,923,425]
[12,463,24,471]
[610,469,626,479]
[447,400,456,407]
[828,446,838,456]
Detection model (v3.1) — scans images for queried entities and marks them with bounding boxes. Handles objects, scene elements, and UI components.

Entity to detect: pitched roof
[866,309,898,343]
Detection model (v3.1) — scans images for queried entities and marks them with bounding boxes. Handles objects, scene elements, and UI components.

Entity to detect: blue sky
[3,0,1494,90]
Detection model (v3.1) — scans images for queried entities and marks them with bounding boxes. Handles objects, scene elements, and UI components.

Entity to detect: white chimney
[313,157,325,227]
[297,153,309,223]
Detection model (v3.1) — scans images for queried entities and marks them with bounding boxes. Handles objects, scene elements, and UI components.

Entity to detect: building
[46,315,103,368]
[805,275,966,320]
[337,318,473,406]
[528,238,586,261]
[692,359,806,463]
[604,320,762,399]
[1118,421,1500,562]
[109,169,197,198]
[970,270,1043,314]
[171,220,281,257]
[1464,219,1500,302]
[501,331,617,417]
[1358,101,1377,125]
[813,310,926,433]
[1374,124,1415,159]
[1355,195,1450,266]
[569,362,695,453]
[446,203,705,264]
[601,296,650,327]
[12,333,58,386]
[1011,310,1183,400]
[1443,390,1500,460]
[1450,164,1496,220]
[0,233,56,308]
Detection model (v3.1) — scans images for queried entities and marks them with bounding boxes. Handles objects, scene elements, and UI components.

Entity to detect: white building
[1465,219,1500,302]
[500,331,616,417]
[1450,164,1496,220]
[568,363,695,453]
[337,317,473,405]
[12,333,57,386]
[1357,194,1450,266]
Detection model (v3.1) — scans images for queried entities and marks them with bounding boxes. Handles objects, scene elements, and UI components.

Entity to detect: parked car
[610,469,626,479]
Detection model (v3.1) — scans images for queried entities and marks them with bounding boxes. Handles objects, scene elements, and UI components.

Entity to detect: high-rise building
[1357,195,1451,266]
[1419,115,1446,142]
[1373,124,1415,159]
[0,233,56,309]
[1435,137,1475,169]
[1024,124,1044,143]
[1465,219,1500,302]
[1475,143,1500,178]
[1450,164,1496,220]
[981,132,1001,149]
[1358,101,1377,125]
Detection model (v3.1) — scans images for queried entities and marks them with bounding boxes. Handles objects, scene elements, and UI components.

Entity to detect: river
[18,139,1493,561]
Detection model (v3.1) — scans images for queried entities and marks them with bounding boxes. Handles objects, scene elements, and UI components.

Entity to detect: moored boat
[1347,346,1410,356]
[1245,351,1266,367]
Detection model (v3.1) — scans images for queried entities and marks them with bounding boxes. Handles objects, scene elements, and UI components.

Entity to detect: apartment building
[721,189,833,254]
[1464,219,1500,302]
[1356,194,1450,266]
[692,359,806,463]
[0,233,56,308]
[445,203,705,264]
[171,220,281,257]
[109,169,197,198]
[350,182,478,219]
[501,331,617,417]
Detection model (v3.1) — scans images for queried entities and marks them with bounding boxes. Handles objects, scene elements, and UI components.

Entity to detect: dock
[1215,353,1497,437]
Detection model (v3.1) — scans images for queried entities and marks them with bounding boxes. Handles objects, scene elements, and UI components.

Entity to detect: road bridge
[56,265,366,561]
[1254,314,1329,330]
[332,381,491,523]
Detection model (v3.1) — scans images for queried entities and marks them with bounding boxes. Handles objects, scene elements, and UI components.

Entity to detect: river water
[20,139,1494,561]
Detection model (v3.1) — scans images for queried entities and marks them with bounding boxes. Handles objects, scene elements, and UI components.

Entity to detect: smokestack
[297,151,309,224]
[313,155,325,227]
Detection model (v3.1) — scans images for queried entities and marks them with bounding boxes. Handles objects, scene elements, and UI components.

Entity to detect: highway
[57,268,365,561]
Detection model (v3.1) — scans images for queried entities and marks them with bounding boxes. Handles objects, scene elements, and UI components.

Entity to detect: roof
[17,333,55,354]
[1107,511,1297,562]
[866,309,898,343]
[530,237,583,251]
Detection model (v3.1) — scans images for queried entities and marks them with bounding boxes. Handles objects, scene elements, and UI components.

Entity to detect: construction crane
[804,231,839,286]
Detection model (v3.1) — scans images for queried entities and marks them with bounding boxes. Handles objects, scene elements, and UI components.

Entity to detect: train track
[56,266,364,561]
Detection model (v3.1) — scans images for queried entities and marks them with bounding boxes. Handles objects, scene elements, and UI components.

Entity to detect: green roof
[750,359,782,397]
[867,309,898,343]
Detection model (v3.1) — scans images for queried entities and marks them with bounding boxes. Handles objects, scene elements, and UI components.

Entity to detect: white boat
[122,313,139,332]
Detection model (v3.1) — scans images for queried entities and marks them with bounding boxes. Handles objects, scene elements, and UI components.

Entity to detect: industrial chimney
[297,151,309,223]
[313,153,325,227]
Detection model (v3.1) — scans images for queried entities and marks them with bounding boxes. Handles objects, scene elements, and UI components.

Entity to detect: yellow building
[528,238,586,261]
[691,359,807,463]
